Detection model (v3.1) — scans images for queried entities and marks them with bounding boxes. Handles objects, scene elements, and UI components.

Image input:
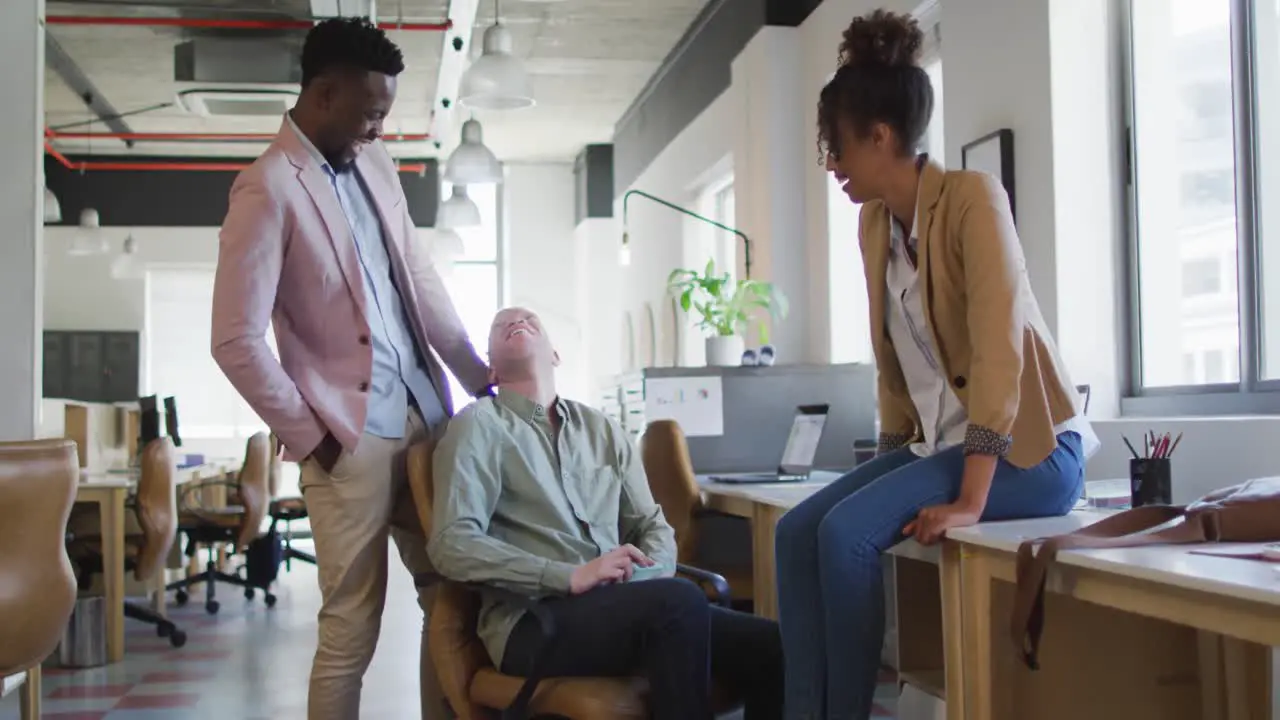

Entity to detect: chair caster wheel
[244,588,255,600]
[205,600,220,615]
[174,591,189,606]
[169,629,187,648]
[264,593,277,608]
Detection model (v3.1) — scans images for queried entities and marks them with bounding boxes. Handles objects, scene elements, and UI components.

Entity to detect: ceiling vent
[174,37,301,117]
[178,89,299,117]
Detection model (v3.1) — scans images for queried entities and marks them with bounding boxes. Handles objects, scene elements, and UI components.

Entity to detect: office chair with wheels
[265,435,316,569]
[406,438,740,720]
[640,421,740,608]
[0,439,80,720]
[166,432,273,614]
[68,437,187,647]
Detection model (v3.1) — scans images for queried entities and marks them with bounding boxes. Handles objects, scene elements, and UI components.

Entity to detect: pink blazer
[211,118,489,462]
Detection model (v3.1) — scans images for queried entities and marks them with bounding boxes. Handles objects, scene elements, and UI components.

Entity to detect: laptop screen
[779,404,830,474]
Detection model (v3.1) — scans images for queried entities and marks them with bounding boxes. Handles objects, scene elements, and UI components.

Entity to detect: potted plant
[667,259,788,367]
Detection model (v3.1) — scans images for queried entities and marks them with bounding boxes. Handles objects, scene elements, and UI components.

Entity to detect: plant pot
[705,335,745,367]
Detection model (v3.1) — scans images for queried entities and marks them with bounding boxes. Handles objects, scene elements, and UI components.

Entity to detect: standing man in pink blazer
[211,17,490,719]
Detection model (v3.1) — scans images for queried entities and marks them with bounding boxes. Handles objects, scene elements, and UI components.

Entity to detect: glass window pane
[441,263,500,409]
[1253,0,1280,377]
[1131,0,1240,387]
[441,181,498,262]
[713,183,737,281]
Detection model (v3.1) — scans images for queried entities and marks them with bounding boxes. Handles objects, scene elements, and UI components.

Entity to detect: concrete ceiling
[44,0,705,162]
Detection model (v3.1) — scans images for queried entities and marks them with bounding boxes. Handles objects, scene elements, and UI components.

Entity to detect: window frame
[1121,0,1280,416]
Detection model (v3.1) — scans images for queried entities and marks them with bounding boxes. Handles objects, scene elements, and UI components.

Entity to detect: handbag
[1011,477,1280,669]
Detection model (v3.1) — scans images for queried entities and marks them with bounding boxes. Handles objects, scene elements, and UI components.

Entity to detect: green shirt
[427,389,677,666]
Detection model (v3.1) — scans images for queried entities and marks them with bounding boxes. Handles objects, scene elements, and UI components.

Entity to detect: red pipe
[45,15,451,31]
[44,142,428,174]
[47,130,432,143]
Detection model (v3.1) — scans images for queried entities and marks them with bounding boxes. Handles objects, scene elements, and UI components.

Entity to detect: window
[1181,256,1223,297]
[1122,0,1280,412]
[439,181,503,409]
[146,267,274,440]
[694,175,736,282]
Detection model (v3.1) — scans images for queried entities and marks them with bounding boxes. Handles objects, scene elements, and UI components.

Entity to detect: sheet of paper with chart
[644,376,724,437]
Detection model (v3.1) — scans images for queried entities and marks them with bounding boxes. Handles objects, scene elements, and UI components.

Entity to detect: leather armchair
[406,439,650,720]
[0,439,80,720]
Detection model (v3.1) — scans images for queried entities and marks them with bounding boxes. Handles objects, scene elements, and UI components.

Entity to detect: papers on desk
[645,376,724,437]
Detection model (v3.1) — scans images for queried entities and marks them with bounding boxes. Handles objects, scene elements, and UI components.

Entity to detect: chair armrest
[676,563,732,607]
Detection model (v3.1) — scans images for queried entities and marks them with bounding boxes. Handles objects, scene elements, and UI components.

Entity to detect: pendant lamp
[437,185,482,229]
[444,119,502,185]
[458,17,534,111]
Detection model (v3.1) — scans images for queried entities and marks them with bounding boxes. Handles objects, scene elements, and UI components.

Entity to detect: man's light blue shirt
[286,114,446,437]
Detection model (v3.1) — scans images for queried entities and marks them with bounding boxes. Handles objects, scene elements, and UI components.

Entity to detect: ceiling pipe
[45,15,451,31]
[46,130,432,143]
[44,142,429,174]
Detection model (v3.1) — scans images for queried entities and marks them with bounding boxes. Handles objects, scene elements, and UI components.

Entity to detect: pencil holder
[1130,457,1172,507]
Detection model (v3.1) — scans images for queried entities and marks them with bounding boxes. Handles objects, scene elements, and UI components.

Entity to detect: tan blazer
[858,161,1081,469]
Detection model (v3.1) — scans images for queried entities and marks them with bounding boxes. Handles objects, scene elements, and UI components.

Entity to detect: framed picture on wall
[961,128,1016,220]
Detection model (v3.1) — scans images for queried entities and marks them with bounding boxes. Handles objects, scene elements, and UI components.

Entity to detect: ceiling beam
[45,33,135,144]
[431,0,481,159]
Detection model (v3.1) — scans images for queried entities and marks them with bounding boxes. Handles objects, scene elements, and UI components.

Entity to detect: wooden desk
[77,460,236,663]
[948,512,1276,720]
[699,479,833,619]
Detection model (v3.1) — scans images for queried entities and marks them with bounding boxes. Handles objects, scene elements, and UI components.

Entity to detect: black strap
[502,600,557,720]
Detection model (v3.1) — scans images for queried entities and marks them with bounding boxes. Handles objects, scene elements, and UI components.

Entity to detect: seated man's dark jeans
[500,577,783,720]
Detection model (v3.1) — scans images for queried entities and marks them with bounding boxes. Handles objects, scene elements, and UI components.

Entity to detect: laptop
[708,404,830,484]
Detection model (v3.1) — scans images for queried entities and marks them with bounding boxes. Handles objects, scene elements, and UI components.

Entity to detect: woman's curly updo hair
[817,10,934,161]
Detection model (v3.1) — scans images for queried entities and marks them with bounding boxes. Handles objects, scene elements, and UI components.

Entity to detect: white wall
[502,163,591,401]
[604,89,737,386]
[0,0,44,441]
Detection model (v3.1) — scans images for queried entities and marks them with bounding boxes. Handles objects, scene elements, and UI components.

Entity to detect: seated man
[428,307,783,720]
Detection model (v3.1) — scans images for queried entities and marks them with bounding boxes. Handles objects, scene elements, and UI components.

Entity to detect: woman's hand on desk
[903,502,982,545]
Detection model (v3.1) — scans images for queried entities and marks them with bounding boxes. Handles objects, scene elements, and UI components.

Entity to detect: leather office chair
[266,434,316,569]
[640,420,742,607]
[167,432,274,614]
[68,437,187,647]
[407,438,738,719]
[0,439,80,720]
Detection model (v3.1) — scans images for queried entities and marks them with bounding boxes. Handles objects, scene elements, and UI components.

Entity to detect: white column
[0,0,45,440]
[730,27,817,363]
[1048,0,1127,417]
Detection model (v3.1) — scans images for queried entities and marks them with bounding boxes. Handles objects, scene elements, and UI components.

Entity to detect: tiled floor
[1,545,900,719]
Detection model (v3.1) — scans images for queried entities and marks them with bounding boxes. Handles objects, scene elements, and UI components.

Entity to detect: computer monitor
[163,396,183,448]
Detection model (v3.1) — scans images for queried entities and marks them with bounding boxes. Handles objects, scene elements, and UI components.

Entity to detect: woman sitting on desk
[773,10,1098,720]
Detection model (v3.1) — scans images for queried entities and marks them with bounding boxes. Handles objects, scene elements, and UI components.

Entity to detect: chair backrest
[640,420,703,561]
[266,433,284,499]
[234,432,272,550]
[0,439,80,676]
[132,437,178,582]
[406,437,492,720]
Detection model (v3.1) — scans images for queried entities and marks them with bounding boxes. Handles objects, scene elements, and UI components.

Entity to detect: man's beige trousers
[300,409,447,719]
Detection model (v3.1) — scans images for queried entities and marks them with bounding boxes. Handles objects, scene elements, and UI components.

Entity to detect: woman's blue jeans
[774,433,1085,720]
